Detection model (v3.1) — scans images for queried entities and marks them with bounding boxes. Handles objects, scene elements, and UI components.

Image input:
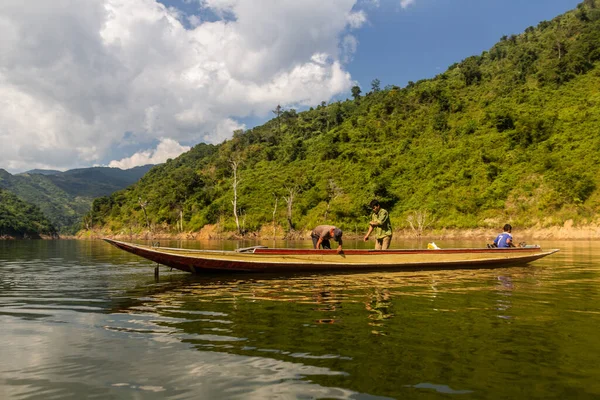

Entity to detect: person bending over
[311,225,343,254]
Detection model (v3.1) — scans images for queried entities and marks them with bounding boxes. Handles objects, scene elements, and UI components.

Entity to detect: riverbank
[4,220,599,241]
[70,220,600,241]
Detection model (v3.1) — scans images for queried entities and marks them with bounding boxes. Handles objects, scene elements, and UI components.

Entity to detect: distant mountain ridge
[22,169,62,176]
[0,165,154,233]
[45,165,153,198]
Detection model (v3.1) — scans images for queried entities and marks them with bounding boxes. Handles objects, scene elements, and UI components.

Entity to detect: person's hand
[336,245,343,254]
[363,235,369,242]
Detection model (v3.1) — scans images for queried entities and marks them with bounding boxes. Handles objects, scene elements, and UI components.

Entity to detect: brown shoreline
[71,223,600,241]
[5,220,600,241]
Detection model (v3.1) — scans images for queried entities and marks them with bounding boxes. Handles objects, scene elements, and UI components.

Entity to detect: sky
[0,0,581,173]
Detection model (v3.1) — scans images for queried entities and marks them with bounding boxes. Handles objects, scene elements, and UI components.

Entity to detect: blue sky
[349,0,581,90]
[0,0,582,173]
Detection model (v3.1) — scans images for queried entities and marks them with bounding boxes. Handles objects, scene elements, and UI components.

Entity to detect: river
[1,239,599,399]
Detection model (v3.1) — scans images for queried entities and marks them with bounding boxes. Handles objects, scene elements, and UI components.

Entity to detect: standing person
[493,224,515,248]
[311,225,343,253]
[363,200,392,250]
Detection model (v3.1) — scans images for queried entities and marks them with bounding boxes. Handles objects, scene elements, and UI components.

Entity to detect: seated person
[493,224,515,248]
[311,225,343,254]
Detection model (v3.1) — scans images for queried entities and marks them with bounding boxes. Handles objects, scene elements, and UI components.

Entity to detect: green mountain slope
[0,189,57,238]
[89,1,600,235]
[0,165,153,233]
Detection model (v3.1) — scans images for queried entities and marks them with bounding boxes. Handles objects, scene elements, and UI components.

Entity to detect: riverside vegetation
[74,1,600,239]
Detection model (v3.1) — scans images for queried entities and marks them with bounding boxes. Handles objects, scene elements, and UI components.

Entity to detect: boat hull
[104,239,559,274]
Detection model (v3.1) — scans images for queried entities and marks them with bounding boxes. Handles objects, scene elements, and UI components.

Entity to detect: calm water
[1,239,599,399]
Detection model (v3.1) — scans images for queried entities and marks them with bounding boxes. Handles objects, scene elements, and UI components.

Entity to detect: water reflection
[495,276,514,319]
[365,289,394,335]
[101,264,569,398]
[1,240,600,399]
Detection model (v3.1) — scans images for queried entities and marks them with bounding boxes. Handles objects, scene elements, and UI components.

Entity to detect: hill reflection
[107,268,541,398]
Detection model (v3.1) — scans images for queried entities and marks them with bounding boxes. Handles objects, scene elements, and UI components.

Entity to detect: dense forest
[87,1,600,237]
[0,166,152,234]
[0,189,57,238]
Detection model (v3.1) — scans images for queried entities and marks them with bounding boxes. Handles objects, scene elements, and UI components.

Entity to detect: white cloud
[347,10,367,29]
[360,0,380,6]
[204,118,246,144]
[108,138,191,169]
[400,0,416,9]
[187,14,202,27]
[341,35,359,63]
[0,0,366,172]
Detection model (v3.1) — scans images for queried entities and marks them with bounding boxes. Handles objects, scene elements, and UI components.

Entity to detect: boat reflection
[105,266,545,398]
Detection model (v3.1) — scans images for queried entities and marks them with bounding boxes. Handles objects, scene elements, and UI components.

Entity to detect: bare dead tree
[83,213,92,231]
[324,179,343,222]
[283,186,298,231]
[272,193,278,240]
[230,158,242,235]
[407,210,434,238]
[554,18,564,60]
[177,206,184,232]
[138,197,150,230]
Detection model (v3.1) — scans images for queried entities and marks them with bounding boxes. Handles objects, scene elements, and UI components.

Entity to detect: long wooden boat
[104,238,559,274]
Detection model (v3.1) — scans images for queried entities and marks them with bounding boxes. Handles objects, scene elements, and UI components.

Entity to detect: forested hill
[0,165,153,233]
[0,189,57,239]
[88,1,600,236]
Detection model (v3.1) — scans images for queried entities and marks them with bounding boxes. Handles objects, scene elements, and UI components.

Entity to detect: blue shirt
[494,232,513,248]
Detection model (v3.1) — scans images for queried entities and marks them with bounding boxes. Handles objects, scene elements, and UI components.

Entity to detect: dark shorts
[311,234,331,249]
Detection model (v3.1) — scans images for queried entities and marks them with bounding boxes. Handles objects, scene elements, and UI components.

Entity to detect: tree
[407,210,434,238]
[283,186,298,231]
[327,102,343,128]
[351,85,362,100]
[371,78,381,92]
[324,179,343,222]
[272,193,278,239]
[230,158,242,235]
[554,19,565,60]
[82,213,92,231]
[138,197,150,231]
[461,57,482,86]
[273,104,283,135]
